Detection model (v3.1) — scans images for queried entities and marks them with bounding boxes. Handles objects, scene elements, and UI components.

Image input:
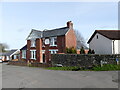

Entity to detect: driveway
[1,63,119,88]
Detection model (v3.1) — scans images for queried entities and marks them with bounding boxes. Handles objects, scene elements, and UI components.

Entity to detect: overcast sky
[0,2,118,49]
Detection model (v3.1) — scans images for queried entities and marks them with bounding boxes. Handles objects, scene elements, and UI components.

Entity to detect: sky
[0,1,118,49]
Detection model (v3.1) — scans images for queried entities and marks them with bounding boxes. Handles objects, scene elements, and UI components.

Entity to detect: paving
[1,63,119,88]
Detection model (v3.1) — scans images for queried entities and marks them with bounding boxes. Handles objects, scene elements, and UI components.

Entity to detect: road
[1,63,119,88]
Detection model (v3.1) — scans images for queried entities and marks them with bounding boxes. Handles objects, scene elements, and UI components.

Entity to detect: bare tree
[0,43,9,53]
[74,29,87,49]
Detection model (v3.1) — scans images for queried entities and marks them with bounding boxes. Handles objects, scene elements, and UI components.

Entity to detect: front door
[43,54,45,63]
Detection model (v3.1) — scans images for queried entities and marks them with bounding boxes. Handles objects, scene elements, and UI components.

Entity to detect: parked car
[0,60,2,63]
[0,57,2,63]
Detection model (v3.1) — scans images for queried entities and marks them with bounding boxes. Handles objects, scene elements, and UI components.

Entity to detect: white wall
[113,40,120,54]
[118,40,120,54]
[89,33,112,54]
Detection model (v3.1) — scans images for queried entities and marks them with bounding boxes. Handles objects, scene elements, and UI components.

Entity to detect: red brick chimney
[67,21,73,29]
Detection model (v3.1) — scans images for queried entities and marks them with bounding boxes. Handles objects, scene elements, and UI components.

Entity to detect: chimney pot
[67,21,73,28]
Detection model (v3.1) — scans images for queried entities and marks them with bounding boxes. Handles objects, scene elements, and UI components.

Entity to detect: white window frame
[42,50,45,54]
[14,55,17,59]
[6,56,10,60]
[31,39,36,47]
[22,50,26,59]
[50,37,57,46]
[30,50,36,60]
[49,49,58,54]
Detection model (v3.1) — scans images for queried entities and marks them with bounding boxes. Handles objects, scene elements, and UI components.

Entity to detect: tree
[80,47,85,54]
[88,49,95,54]
[91,50,95,54]
[0,43,9,53]
[74,30,87,49]
[88,49,92,54]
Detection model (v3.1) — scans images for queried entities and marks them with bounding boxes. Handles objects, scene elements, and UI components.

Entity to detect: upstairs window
[31,39,36,47]
[50,37,57,46]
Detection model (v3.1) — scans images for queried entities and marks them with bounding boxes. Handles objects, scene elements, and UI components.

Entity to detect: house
[87,30,120,54]
[20,21,77,63]
[0,49,20,61]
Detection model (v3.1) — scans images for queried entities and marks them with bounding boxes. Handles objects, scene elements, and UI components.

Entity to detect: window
[50,37,57,46]
[31,39,36,47]
[6,56,9,60]
[97,35,98,39]
[30,50,36,60]
[42,50,45,54]
[49,49,58,54]
[22,50,26,59]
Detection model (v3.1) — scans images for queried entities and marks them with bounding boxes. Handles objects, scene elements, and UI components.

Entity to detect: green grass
[92,64,120,71]
[47,64,120,71]
[47,66,81,71]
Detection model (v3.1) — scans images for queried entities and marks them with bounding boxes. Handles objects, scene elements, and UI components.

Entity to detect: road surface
[1,63,119,88]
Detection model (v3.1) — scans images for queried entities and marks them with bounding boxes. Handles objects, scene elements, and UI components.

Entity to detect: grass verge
[47,64,120,71]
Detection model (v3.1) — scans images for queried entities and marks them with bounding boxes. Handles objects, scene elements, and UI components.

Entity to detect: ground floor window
[22,50,26,59]
[6,56,10,60]
[30,50,36,60]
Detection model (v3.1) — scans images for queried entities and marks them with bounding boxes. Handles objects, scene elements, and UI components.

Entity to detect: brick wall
[36,38,42,63]
[57,36,66,53]
[65,29,77,49]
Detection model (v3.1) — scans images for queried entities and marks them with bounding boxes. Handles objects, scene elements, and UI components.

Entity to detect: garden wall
[51,54,120,68]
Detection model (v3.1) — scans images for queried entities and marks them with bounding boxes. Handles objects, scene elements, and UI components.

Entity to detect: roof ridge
[45,27,68,32]
[32,29,42,32]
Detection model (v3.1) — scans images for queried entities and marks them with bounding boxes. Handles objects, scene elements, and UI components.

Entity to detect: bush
[88,49,95,54]
[66,47,77,54]
[80,47,85,54]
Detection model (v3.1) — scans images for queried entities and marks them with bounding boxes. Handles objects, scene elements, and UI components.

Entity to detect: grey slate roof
[2,49,18,56]
[20,45,27,50]
[43,27,69,37]
[27,27,69,39]
[32,29,43,38]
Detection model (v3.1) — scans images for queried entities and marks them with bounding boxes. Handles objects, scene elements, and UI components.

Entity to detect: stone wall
[51,54,120,68]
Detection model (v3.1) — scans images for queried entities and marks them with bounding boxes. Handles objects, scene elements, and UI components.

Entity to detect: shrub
[66,47,77,54]
[80,47,85,54]
[88,49,95,54]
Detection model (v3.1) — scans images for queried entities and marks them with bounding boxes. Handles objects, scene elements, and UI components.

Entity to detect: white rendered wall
[89,33,112,54]
[113,40,120,54]
[118,40,120,54]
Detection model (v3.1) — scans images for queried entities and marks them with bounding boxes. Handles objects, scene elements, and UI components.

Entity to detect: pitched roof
[2,49,18,56]
[27,27,69,39]
[43,27,69,37]
[87,30,120,43]
[20,45,27,50]
[26,29,43,40]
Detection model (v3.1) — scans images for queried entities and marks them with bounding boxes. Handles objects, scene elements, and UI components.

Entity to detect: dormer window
[31,39,36,47]
[50,37,57,46]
